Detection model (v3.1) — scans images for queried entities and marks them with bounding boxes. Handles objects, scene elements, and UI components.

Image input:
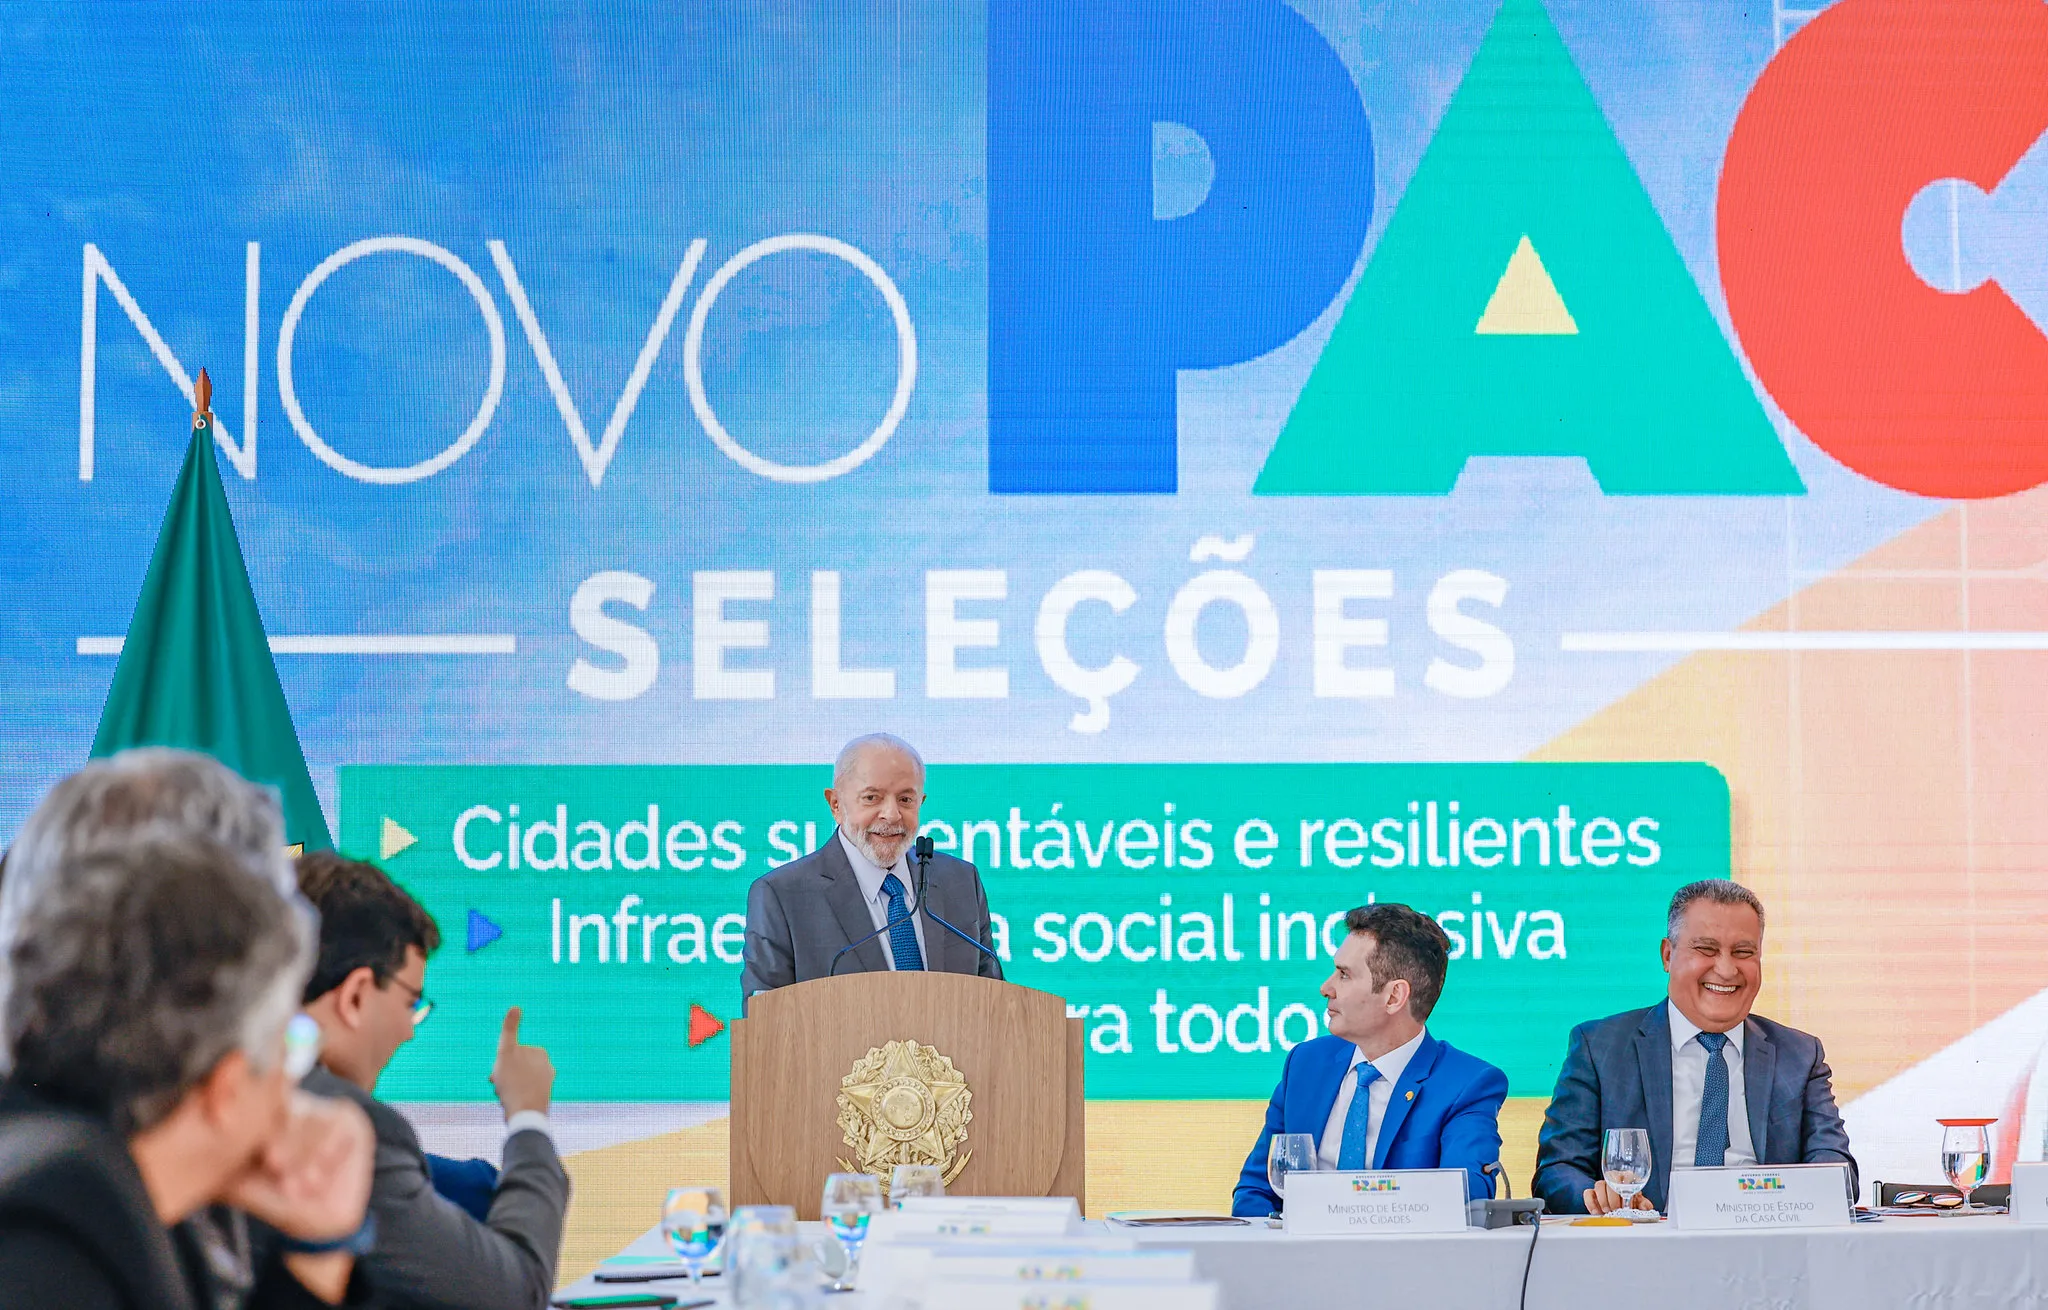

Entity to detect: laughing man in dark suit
[1533,878,1857,1214]
[739,733,1001,1006]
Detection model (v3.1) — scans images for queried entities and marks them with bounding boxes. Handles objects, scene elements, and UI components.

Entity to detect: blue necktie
[879,873,924,971]
[1336,1062,1382,1170]
[1695,1031,1731,1167]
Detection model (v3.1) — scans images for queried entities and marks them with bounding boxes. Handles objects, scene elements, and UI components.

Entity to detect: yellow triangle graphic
[380,816,418,861]
[1475,235,1578,335]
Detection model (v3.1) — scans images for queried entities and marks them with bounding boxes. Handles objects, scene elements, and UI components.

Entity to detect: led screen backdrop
[6,0,2048,1271]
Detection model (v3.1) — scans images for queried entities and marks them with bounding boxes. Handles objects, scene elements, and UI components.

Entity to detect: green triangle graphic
[1255,0,1803,495]
[90,412,334,849]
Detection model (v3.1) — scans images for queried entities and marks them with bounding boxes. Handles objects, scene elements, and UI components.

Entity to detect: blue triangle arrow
[466,909,503,954]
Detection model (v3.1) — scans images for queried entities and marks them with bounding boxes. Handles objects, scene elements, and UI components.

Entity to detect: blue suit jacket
[1532,1003,1858,1213]
[1232,1032,1509,1216]
[426,1154,500,1222]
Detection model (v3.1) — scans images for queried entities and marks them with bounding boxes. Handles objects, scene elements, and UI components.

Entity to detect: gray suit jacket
[1532,1002,1857,1213]
[738,831,1002,1006]
[302,1068,568,1310]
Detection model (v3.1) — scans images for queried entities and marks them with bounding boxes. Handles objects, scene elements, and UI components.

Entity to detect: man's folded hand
[226,1091,375,1242]
[1581,1180,1656,1216]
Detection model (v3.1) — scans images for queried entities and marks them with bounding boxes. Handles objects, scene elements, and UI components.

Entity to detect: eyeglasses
[284,1013,322,1082]
[389,975,434,1027]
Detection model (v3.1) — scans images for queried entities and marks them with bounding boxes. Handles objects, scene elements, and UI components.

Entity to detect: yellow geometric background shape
[1475,235,1578,335]
[379,816,417,860]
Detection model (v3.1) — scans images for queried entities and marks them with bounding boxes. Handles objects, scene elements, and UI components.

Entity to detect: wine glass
[820,1172,883,1291]
[727,1205,803,1309]
[1939,1120,1992,1209]
[1267,1132,1319,1209]
[661,1186,727,1285]
[1602,1128,1654,1216]
[890,1163,945,1207]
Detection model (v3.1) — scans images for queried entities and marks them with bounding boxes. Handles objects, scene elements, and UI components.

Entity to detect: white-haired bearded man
[738,734,1001,1007]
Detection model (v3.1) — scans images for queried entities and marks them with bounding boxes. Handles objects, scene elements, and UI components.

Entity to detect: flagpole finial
[194,368,213,422]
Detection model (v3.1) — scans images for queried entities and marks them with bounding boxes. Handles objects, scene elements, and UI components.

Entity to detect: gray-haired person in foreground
[0,749,350,1309]
[1532,878,1857,1214]
[0,747,296,1048]
[0,832,377,1308]
[739,732,1002,1006]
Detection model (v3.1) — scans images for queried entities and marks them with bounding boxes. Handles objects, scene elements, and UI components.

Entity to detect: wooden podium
[730,972,1085,1219]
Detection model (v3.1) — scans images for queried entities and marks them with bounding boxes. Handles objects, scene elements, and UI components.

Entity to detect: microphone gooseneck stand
[826,835,1001,975]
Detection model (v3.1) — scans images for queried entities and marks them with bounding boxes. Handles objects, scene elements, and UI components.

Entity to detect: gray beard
[849,828,907,868]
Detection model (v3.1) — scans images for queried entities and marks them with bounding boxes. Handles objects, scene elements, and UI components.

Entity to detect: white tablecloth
[1127,1215,2048,1310]
[561,1215,2048,1309]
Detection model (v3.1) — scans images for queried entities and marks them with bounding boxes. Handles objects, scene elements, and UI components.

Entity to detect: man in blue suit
[1533,879,1857,1214]
[1233,903,1509,1215]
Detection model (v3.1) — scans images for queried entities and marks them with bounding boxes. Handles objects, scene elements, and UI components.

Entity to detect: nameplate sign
[899,1196,1081,1221]
[1667,1164,1852,1230]
[1283,1169,1470,1235]
[874,1212,1076,1240]
[2010,1162,2048,1224]
[862,1237,1133,1299]
[934,1280,1218,1310]
[928,1251,1198,1283]
[880,1197,1081,1239]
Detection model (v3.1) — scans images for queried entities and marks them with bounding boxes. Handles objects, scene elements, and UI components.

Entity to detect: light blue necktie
[879,873,924,971]
[1694,1031,1731,1167]
[1336,1062,1383,1170]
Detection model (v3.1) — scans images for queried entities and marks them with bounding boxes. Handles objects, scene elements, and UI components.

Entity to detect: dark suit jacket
[1532,1002,1857,1213]
[302,1068,568,1310]
[0,1086,358,1310]
[738,831,1002,1005]
[1231,1032,1509,1216]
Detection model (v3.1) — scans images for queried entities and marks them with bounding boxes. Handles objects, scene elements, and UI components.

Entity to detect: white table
[558,1223,854,1307]
[562,1215,2048,1309]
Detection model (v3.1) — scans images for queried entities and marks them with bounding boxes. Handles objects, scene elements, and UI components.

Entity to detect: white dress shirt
[1317,1028,1427,1170]
[1668,999,1756,1168]
[838,829,928,969]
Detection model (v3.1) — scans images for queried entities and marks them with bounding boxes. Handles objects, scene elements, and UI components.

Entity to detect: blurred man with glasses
[296,853,568,1310]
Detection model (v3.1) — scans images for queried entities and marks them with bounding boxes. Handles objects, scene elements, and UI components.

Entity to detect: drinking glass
[820,1172,883,1292]
[727,1205,804,1309]
[661,1186,727,1286]
[1267,1132,1319,1207]
[1601,1128,1654,1215]
[1940,1121,1992,1209]
[889,1163,945,1207]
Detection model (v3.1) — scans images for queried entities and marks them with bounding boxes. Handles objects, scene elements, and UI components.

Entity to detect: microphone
[828,842,920,977]
[827,909,908,977]
[911,835,1003,972]
[1469,1163,1545,1229]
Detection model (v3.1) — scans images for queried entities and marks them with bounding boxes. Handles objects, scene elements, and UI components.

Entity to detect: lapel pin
[1405,1090,1414,1101]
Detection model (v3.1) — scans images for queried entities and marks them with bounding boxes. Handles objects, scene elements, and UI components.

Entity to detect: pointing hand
[489,1006,556,1119]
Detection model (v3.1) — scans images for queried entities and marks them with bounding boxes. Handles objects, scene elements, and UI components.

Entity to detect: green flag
[90,395,332,849]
